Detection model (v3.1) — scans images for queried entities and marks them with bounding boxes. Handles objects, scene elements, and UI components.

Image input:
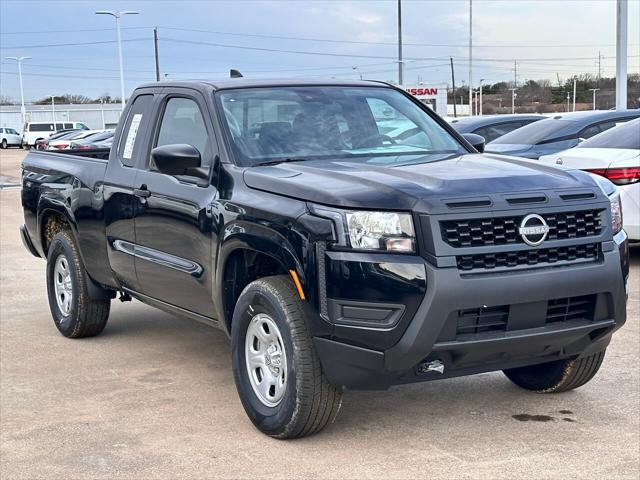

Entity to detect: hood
[539,148,640,170]
[243,153,599,211]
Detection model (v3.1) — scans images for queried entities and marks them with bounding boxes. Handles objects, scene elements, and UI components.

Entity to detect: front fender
[216,221,304,328]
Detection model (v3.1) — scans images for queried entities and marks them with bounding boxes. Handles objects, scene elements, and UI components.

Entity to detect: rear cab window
[117,94,154,167]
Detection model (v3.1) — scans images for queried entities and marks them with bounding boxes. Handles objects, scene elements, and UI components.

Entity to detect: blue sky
[1,0,639,102]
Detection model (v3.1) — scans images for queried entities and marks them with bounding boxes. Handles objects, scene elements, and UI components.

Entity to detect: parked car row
[539,118,640,241]
[447,111,639,240]
[484,110,639,158]
[21,121,90,148]
[34,129,114,151]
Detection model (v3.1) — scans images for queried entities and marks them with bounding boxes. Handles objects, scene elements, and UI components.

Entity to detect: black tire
[231,275,342,439]
[503,351,606,393]
[46,230,110,338]
[1,139,6,149]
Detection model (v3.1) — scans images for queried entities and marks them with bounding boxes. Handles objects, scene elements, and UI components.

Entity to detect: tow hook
[418,359,445,374]
[119,292,132,302]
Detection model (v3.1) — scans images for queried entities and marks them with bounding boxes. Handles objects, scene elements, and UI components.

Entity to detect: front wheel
[503,351,606,393]
[46,230,110,338]
[231,275,342,439]
[1,139,6,149]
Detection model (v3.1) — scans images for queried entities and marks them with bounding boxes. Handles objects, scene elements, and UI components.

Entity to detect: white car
[539,118,640,241]
[46,130,103,150]
[0,127,22,148]
[22,121,89,148]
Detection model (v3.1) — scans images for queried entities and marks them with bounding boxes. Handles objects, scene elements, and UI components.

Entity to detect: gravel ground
[1,148,638,479]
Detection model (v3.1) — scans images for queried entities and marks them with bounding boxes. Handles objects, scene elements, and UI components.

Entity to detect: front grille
[546,294,596,323]
[457,243,600,271]
[456,305,510,335]
[441,210,602,248]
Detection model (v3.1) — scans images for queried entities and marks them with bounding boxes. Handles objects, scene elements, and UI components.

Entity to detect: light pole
[572,76,577,112]
[615,0,628,109]
[566,92,570,112]
[100,100,106,129]
[51,95,56,126]
[508,88,517,114]
[589,88,600,110]
[468,0,473,118]
[397,0,403,85]
[352,66,363,80]
[5,56,31,127]
[95,10,139,110]
[479,78,484,116]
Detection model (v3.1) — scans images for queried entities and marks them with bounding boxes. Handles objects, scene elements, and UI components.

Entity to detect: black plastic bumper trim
[327,298,405,329]
[19,224,40,258]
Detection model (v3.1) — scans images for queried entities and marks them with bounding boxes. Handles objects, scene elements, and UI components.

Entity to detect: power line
[0,27,151,35]
[2,24,638,49]
[0,38,149,49]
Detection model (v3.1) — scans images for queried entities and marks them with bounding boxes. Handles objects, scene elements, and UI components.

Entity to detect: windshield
[490,118,576,145]
[217,86,465,166]
[578,118,640,150]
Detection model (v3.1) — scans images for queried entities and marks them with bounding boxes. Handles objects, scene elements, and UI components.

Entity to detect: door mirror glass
[151,144,206,178]
[462,133,486,153]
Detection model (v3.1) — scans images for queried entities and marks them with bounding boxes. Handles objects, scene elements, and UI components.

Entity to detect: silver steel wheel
[245,313,288,407]
[53,254,73,316]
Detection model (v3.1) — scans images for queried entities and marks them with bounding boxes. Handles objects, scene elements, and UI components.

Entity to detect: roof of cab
[136,77,392,91]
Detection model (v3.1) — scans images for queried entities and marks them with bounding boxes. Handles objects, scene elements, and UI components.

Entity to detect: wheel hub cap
[245,313,287,407]
[53,254,73,316]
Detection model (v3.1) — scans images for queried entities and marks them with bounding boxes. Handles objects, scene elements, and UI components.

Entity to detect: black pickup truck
[21,79,629,438]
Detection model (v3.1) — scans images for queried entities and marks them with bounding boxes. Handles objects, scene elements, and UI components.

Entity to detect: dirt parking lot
[1,148,638,479]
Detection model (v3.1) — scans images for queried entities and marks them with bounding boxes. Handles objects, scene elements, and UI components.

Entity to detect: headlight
[346,211,415,252]
[312,206,416,253]
[610,191,623,234]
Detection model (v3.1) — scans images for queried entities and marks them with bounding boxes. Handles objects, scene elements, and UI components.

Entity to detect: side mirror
[151,144,206,178]
[462,133,486,153]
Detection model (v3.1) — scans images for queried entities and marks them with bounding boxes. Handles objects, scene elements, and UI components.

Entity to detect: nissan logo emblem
[518,214,550,246]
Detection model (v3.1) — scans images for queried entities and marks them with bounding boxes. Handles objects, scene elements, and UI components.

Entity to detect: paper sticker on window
[122,114,143,159]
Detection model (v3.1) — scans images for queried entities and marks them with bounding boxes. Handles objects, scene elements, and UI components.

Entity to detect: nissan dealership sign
[404,86,439,98]
[404,85,447,117]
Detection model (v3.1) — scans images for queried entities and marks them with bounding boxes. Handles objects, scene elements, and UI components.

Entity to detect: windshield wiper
[253,158,308,167]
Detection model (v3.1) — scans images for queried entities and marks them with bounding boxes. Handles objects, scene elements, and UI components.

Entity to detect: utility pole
[615,0,628,110]
[513,60,517,88]
[397,0,403,85]
[154,27,160,82]
[589,88,600,110]
[96,10,139,110]
[5,56,31,127]
[597,51,602,81]
[468,0,473,117]
[479,79,484,116]
[566,92,570,112]
[450,57,457,117]
[572,76,577,112]
[509,88,517,114]
[51,95,56,126]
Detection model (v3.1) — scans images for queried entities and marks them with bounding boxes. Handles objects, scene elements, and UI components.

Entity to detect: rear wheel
[503,351,606,393]
[46,230,110,338]
[231,275,342,438]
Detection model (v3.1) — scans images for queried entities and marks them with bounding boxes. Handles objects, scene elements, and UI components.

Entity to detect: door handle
[133,184,151,198]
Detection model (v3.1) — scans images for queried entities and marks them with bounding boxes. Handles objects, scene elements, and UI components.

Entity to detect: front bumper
[314,233,628,390]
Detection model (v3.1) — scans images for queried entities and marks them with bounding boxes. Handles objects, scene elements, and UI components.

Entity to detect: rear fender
[37,199,114,300]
